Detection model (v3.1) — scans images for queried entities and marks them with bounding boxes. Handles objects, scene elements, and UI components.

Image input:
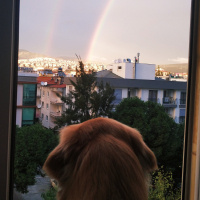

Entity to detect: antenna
[137,52,140,63]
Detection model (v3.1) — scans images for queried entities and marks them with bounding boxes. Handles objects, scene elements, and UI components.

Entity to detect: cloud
[168,57,188,63]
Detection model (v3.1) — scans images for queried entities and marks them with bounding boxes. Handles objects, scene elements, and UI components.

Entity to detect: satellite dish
[44,82,47,86]
[37,104,41,109]
[41,82,44,86]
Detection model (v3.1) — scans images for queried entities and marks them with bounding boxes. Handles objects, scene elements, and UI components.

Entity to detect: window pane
[22,108,35,126]
[23,84,36,106]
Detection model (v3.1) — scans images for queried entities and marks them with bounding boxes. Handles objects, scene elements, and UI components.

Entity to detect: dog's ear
[43,125,80,182]
[127,128,158,172]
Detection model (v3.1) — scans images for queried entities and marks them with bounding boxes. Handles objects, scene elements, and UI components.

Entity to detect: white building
[107,59,155,80]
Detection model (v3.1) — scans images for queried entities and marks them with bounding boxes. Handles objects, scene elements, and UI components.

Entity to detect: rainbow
[86,0,114,62]
[44,0,114,60]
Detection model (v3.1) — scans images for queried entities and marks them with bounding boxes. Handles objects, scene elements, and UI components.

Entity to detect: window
[47,91,49,97]
[69,86,73,91]
[2,0,199,199]
[22,108,35,126]
[46,103,49,109]
[46,115,48,121]
[148,90,157,103]
[118,66,122,70]
[114,89,122,104]
[42,101,44,108]
[23,84,36,106]
[180,92,186,104]
[41,113,44,119]
[42,90,45,96]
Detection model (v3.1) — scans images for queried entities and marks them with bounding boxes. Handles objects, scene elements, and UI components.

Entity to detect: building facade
[16,71,38,127]
[37,76,66,128]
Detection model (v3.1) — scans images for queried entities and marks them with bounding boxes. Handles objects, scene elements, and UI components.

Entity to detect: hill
[18,50,47,59]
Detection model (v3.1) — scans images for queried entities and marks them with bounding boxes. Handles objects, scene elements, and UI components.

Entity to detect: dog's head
[43,118,157,200]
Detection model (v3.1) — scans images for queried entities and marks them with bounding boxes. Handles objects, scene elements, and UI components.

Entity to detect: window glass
[16,0,191,199]
[148,90,157,103]
[22,108,35,126]
[23,84,36,106]
[114,89,122,104]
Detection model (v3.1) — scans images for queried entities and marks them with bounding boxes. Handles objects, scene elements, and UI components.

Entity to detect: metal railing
[162,97,177,104]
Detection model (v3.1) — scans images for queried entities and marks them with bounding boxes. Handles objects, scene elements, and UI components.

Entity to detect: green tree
[112,97,184,184]
[14,124,58,193]
[149,167,181,200]
[54,61,115,127]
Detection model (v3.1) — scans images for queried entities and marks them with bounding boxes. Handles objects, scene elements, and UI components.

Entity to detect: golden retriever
[43,117,157,200]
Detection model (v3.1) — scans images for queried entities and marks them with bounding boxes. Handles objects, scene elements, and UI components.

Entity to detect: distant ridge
[18,50,78,61]
[157,63,188,73]
[18,49,47,59]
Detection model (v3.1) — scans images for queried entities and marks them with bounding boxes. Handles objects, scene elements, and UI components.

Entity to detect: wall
[135,63,155,80]
[40,87,51,128]
[122,88,128,99]
[141,89,149,102]
[16,108,22,127]
[158,90,164,104]
[107,62,133,79]
[17,84,23,105]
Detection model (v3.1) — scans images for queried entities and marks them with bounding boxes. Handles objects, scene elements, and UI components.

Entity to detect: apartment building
[16,70,38,127]
[64,59,187,124]
[37,76,66,128]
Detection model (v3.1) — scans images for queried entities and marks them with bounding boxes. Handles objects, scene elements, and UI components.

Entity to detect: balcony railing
[180,99,186,105]
[50,98,64,105]
[51,88,63,92]
[50,111,62,117]
[163,97,177,104]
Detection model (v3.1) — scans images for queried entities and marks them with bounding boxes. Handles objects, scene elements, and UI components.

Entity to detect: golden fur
[43,117,157,200]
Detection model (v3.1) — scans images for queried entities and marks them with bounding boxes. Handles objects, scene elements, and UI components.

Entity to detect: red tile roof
[37,76,66,88]
[49,84,66,88]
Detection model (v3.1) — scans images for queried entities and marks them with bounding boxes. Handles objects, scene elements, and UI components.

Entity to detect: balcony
[50,98,64,105]
[162,97,177,108]
[51,88,63,92]
[50,111,62,118]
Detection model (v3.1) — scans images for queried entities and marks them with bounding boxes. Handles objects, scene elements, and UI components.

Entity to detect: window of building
[69,86,73,91]
[42,101,44,107]
[23,84,36,106]
[22,108,35,126]
[42,90,45,96]
[114,89,122,104]
[47,91,49,97]
[180,92,186,104]
[118,66,122,70]
[148,90,158,103]
[41,113,44,119]
[46,103,49,109]
[46,115,48,121]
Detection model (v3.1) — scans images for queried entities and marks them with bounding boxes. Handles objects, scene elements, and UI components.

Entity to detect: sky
[19,0,191,65]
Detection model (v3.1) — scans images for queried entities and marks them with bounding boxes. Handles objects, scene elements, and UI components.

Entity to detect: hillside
[18,50,47,59]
